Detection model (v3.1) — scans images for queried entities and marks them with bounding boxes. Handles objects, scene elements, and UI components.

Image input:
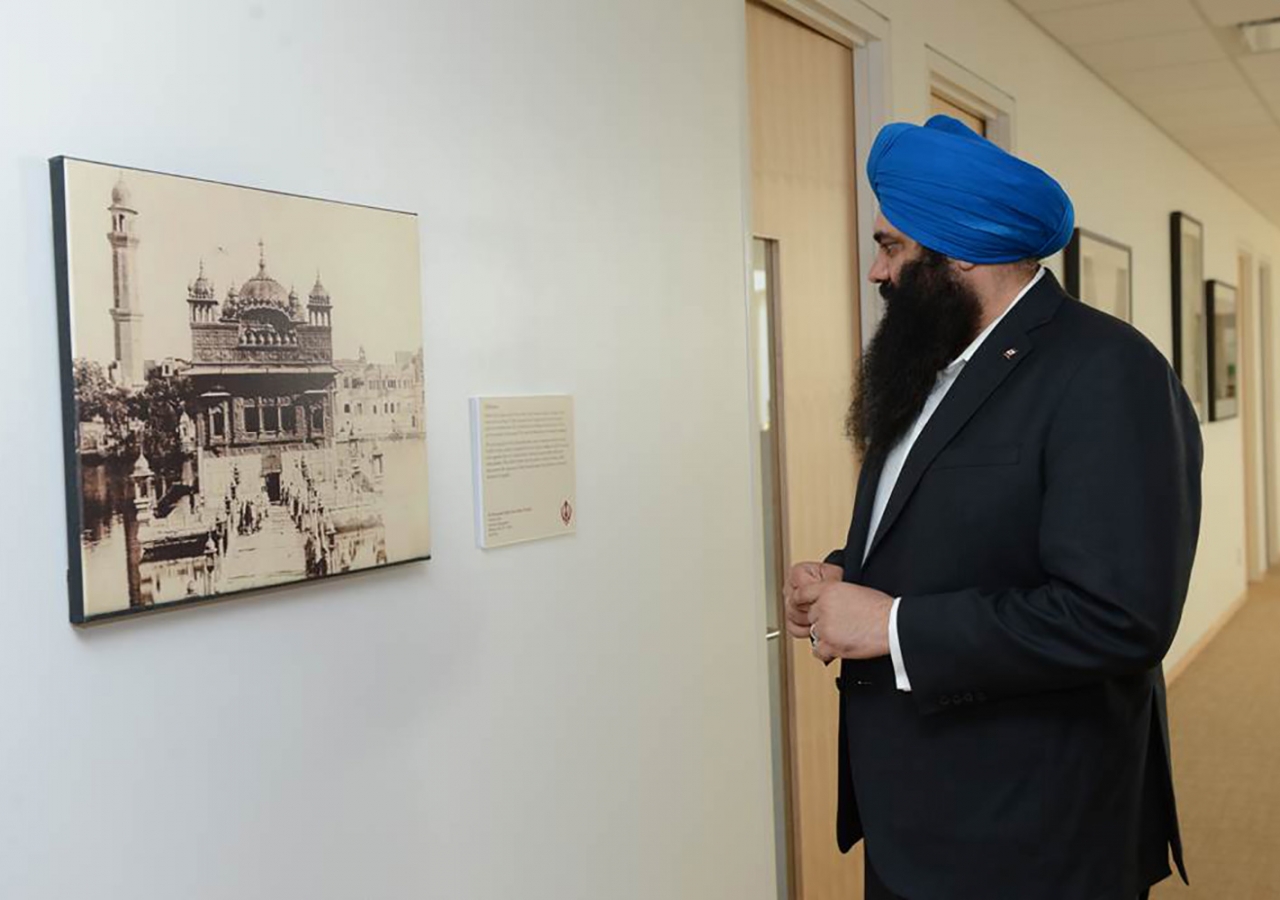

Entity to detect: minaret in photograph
[107,175,144,387]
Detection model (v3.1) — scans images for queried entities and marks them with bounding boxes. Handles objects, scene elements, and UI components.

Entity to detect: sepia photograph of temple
[51,158,431,623]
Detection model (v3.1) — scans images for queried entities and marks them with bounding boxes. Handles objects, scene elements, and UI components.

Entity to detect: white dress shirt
[865,267,1045,691]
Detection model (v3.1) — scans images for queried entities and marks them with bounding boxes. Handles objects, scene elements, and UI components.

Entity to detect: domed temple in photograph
[184,242,338,504]
[175,243,395,598]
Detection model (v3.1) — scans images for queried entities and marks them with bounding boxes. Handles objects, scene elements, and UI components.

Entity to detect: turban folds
[867,115,1074,264]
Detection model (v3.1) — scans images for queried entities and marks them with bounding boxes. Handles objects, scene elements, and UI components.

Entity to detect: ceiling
[1009,0,1280,226]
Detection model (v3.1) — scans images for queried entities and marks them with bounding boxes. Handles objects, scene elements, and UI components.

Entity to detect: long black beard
[847,250,983,460]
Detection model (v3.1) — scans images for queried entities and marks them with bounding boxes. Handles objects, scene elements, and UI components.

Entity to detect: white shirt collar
[942,266,1045,377]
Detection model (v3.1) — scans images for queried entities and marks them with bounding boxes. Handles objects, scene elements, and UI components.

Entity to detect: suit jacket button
[963,692,974,704]
[952,693,965,704]
[939,695,951,706]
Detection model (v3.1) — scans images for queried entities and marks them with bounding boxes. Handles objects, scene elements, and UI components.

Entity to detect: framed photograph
[1170,212,1208,422]
[50,157,431,624]
[1206,279,1239,422]
[1064,227,1132,322]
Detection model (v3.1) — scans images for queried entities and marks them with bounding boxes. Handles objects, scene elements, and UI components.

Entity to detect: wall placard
[470,395,576,548]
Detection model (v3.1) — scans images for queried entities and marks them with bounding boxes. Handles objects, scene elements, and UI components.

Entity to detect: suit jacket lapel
[862,272,1065,565]
[843,449,886,582]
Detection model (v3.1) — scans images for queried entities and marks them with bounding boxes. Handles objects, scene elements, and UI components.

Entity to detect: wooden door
[747,3,862,898]
[930,91,987,136]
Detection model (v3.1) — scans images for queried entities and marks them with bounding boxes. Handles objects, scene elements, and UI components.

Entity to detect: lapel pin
[1003,348,1018,360]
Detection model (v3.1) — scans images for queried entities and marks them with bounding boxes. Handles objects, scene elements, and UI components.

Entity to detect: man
[783,116,1202,900]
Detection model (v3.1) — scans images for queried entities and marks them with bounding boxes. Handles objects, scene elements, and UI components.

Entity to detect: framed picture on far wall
[1064,227,1132,323]
[1206,279,1240,422]
[50,157,432,625]
[1171,212,1208,422]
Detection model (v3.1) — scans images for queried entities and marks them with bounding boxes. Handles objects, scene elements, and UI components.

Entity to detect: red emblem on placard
[561,500,574,526]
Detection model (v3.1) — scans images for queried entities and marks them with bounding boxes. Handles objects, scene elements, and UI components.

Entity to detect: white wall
[0,2,777,898]
[2,1,1276,897]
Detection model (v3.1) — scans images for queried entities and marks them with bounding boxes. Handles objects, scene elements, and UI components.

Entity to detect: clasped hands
[783,561,894,664]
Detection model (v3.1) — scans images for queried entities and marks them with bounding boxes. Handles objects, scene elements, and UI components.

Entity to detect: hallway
[1153,575,1280,898]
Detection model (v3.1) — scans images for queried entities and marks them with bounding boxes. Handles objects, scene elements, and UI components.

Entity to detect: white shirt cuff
[889,596,911,692]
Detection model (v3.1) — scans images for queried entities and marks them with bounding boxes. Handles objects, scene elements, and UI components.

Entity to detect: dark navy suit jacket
[827,271,1202,899]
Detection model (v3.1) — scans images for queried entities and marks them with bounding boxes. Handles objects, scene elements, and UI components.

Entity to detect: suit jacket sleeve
[896,338,1204,715]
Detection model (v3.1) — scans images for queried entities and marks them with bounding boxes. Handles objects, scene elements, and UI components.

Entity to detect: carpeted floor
[1150,576,1280,899]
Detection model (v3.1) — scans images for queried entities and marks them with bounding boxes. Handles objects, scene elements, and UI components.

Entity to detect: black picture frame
[1170,212,1207,422]
[1064,227,1132,322]
[50,156,431,625]
[1205,279,1239,422]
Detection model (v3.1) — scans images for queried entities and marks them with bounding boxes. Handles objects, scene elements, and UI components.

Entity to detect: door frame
[926,45,1017,151]
[1240,249,1267,581]
[1262,259,1278,568]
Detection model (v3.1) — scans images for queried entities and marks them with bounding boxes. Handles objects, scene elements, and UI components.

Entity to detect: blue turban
[867,115,1074,264]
